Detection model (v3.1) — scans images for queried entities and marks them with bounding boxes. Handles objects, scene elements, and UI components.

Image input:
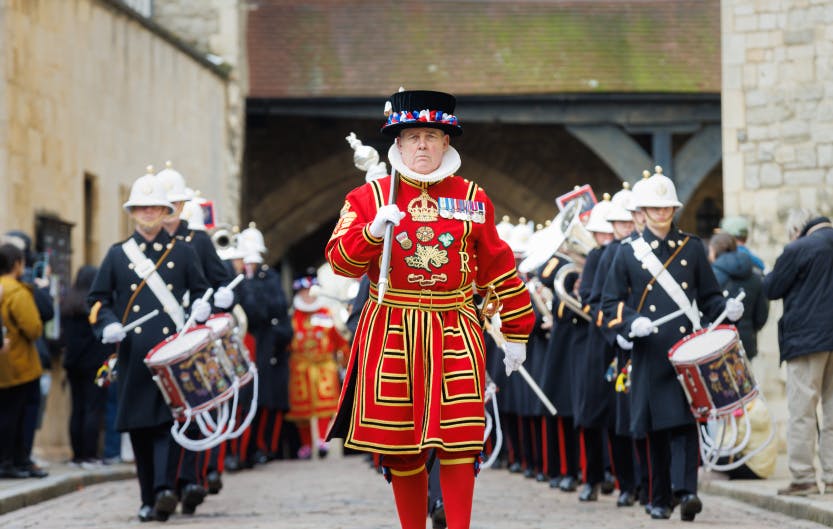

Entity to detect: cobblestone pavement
[0,454,829,529]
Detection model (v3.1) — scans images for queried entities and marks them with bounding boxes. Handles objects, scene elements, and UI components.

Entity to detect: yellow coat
[0,276,43,388]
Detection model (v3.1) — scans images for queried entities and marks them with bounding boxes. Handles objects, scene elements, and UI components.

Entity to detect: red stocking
[439,458,476,529]
[390,467,428,529]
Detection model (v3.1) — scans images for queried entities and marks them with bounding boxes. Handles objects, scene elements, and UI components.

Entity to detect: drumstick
[178,288,214,337]
[123,309,160,333]
[707,290,746,332]
[226,274,244,290]
[628,307,687,338]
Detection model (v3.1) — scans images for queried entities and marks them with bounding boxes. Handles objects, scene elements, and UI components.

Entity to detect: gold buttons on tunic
[139,243,147,252]
[647,284,653,291]
[650,240,659,249]
[641,263,648,269]
[681,282,688,289]
[128,263,135,270]
[133,305,140,312]
[167,262,175,269]
[167,284,173,290]
[668,240,676,248]
[130,284,137,291]
[681,259,688,266]
[649,305,656,312]
[680,326,687,333]
[163,327,169,335]
[134,326,142,334]
[153,243,163,251]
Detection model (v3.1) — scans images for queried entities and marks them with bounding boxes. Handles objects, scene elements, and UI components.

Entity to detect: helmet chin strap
[643,209,674,235]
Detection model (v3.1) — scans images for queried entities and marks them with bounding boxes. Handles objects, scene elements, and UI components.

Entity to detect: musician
[325,89,534,529]
[600,168,743,521]
[286,273,348,458]
[573,196,615,502]
[589,186,637,507]
[88,170,212,522]
[234,225,293,467]
[537,254,581,492]
[158,163,236,513]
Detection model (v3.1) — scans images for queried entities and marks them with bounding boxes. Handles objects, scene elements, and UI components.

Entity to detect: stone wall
[0,0,237,457]
[721,0,833,431]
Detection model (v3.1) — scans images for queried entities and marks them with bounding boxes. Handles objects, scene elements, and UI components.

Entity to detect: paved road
[0,454,829,529]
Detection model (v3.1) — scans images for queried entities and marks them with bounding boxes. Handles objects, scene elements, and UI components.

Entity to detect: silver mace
[376,168,399,303]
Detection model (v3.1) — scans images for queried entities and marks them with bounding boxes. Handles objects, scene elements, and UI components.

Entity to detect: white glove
[725,298,744,322]
[368,205,405,238]
[191,298,212,323]
[616,334,634,350]
[102,322,126,344]
[503,341,526,376]
[630,316,654,338]
[214,286,234,309]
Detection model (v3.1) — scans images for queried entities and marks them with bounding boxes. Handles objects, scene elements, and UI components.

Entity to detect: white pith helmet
[156,161,194,203]
[606,182,634,222]
[627,170,652,212]
[633,166,682,209]
[239,222,266,264]
[508,217,534,257]
[180,200,207,231]
[496,215,514,243]
[585,194,614,234]
[123,166,175,214]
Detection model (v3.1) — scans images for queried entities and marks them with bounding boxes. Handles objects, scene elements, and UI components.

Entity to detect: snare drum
[145,326,235,418]
[205,313,253,384]
[668,325,758,422]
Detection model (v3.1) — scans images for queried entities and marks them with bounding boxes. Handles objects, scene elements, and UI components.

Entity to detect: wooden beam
[673,124,722,210]
[565,124,653,183]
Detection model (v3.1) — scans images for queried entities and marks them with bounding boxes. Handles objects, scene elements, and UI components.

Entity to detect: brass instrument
[526,276,554,325]
[210,223,237,252]
[519,197,597,321]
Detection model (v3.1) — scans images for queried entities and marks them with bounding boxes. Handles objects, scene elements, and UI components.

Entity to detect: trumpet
[210,224,237,252]
[526,277,554,325]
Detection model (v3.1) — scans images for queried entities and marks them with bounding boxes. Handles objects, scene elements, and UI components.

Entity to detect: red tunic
[286,306,347,421]
[325,174,534,454]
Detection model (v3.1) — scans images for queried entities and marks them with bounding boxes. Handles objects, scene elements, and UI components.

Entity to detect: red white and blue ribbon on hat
[385,109,459,128]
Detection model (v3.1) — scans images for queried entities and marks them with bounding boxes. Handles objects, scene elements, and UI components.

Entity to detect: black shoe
[19,464,49,478]
[153,489,178,521]
[253,450,269,465]
[508,462,523,474]
[578,483,599,502]
[678,494,702,522]
[559,475,578,492]
[650,505,672,519]
[535,472,547,483]
[206,470,223,494]
[600,471,616,494]
[224,455,241,472]
[0,466,31,479]
[644,503,653,515]
[523,467,535,479]
[180,484,207,515]
[617,490,635,507]
[549,476,563,489]
[137,505,154,522]
[430,499,447,529]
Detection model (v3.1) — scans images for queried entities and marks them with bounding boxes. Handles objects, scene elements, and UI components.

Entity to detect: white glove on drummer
[725,298,744,322]
[630,316,654,338]
[214,286,234,310]
[102,322,126,344]
[616,334,634,351]
[503,341,526,376]
[191,298,212,323]
[369,205,406,239]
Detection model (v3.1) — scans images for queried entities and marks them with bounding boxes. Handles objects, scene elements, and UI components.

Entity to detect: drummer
[599,167,743,522]
[88,168,213,522]
[157,163,237,514]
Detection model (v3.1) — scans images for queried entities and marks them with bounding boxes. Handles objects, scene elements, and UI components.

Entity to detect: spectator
[719,216,765,272]
[708,232,769,360]
[0,243,45,479]
[60,265,111,467]
[763,208,833,496]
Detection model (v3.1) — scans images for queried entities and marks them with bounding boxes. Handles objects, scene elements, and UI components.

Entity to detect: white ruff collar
[293,295,324,313]
[387,144,461,183]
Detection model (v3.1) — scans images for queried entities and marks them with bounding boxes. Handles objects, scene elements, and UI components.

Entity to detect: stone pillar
[721,0,833,433]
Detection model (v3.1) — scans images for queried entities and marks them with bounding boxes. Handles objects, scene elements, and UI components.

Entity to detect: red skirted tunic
[325,174,534,455]
[286,306,347,421]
